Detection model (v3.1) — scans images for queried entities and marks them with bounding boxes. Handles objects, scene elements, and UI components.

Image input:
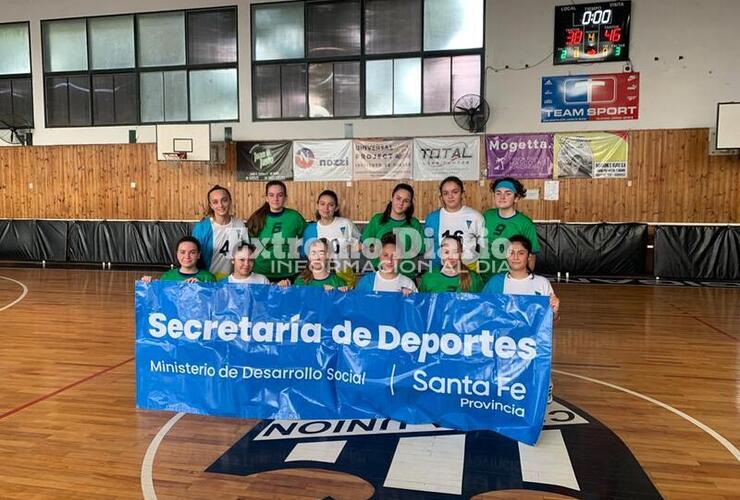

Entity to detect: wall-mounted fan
[452,94,490,133]
[0,119,32,145]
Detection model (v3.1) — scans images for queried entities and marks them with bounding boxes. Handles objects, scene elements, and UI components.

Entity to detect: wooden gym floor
[0,268,737,499]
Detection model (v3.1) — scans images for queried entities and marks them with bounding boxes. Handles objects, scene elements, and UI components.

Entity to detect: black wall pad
[534,223,647,276]
[654,225,740,279]
[534,223,559,275]
[0,219,67,262]
[67,221,193,264]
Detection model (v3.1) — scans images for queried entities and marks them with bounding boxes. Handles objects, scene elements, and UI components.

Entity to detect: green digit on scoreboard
[560,49,567,60]
[615,46,622,56]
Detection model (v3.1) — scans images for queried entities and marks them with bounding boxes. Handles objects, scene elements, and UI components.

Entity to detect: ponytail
[459,266,472,292]
[246,202,270,237]
[298,265,314,284]
[247,180,287,236]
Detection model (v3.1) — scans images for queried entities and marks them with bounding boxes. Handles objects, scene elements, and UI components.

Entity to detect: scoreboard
[554,1,631,65]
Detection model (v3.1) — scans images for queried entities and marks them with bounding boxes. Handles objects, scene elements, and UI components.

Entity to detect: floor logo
[207,399,662,499]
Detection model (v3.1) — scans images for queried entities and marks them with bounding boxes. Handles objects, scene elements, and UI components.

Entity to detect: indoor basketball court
[1,1,738,499]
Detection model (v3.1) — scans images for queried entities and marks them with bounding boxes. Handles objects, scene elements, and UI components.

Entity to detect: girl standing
[361,183,424,280]
[192,185,248,280]
[480,177,540,281]
[246,181,307,282]
[424,176,484,270]
[303,190,361,287]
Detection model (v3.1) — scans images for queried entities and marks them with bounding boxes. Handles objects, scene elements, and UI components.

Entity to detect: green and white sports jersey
[419,269,483,293]
[304,217,361,272]
[160,269,216,282]
[252,209,307,280]
[295,272,346,289]
[480,209,540,281]
[424,206,484,267]
[211,217,247,279]
[361,212,424,279]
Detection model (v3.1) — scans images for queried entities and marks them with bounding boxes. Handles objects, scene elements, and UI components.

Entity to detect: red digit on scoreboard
[604,27,622,42]
[566,29,583,45]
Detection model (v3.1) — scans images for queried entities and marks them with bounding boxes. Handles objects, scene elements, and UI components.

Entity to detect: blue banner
[541,73,639,122]
[135,282,553,444]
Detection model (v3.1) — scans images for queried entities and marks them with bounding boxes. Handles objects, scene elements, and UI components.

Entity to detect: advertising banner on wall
[236,141,293,181]
[541,72,640,122]
[352,139,413,180]
[293,140,353,181]
[554,131,629,178]
[413,136,481,181]
[485,134,553,179]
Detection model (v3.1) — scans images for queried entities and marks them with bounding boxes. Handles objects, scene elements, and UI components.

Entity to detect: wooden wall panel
[0,128,737,222]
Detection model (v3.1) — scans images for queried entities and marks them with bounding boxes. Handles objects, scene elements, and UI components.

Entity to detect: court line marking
[691,316,737,342]
[667,302,738,341]
[0,275,28,312]
[140,368,740,498]
[141,412,185,500]
[554,369,740,462]
[0,357,135,421]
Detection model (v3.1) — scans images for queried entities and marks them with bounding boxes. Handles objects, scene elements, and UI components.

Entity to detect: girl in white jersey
[192,185,248,280]
[424,176,484,270]
[482,234,559,403]
[356,234,417,296]
[303,190,361,288]
[223,242,270,284]
[482,234,559,316]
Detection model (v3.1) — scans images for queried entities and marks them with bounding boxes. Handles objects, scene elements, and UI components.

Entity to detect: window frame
[41,6,239,128]
[250,0,485,122]
[0,21,34,130]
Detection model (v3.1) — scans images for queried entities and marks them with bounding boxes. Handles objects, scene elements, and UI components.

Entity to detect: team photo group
[145,177,559,313]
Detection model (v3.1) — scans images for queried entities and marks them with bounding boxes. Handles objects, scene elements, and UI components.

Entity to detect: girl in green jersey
[419,236,483,293]
[361,183,424,279]
[246,181,307,282]
[140,236,216,283]
[280,238,348,291]
[481,177,540,280]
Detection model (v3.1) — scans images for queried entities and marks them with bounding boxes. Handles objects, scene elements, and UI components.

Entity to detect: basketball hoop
[162,151,187,161]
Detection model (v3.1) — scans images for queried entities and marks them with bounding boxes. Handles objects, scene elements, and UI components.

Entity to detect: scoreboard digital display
[554,1,631,65]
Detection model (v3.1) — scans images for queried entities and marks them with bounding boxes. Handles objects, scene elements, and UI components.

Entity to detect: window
[0,22,33,129]
[423,54,481,113]
[137,12,186,67]
[306,1,361,58]
[89,15,135,70]
[187,10,238,65]
[140,71,188,122]
[42,7,238,127]
[308,61,360,117]
[45,75,91,127]
[423,0,484,51]
[365,0,421,54]
[253,3,304,61]
[252,0,483,120]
